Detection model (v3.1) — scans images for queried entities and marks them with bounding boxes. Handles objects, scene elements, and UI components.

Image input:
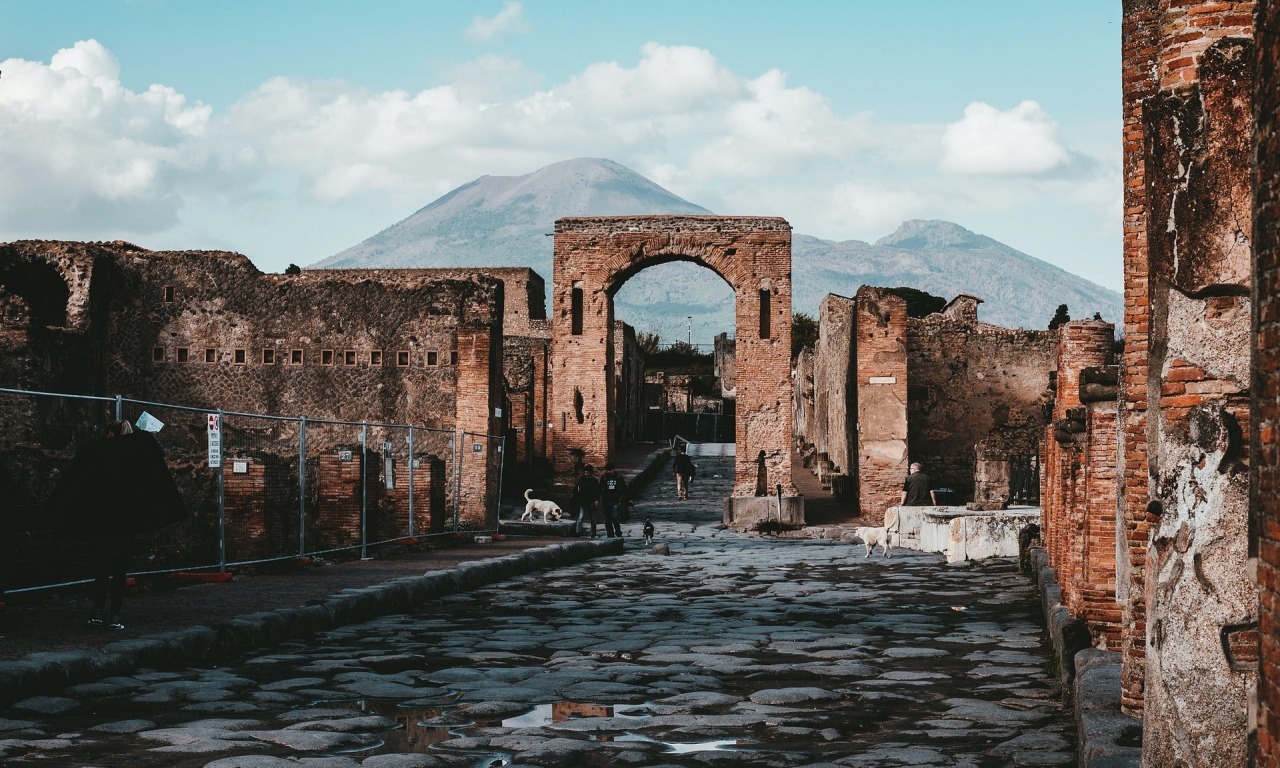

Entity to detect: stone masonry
[550,216,797,525]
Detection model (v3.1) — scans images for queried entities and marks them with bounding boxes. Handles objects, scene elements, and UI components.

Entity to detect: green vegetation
[887,286,947,318]
[792,312,818,359]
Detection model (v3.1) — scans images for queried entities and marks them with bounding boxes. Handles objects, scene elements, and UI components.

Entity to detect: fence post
[496,434,506,522]
[407,426,415,538]
[452,430,461,531]
[298,416,307,557]
[217,408,226,573]
[360,421,369,560]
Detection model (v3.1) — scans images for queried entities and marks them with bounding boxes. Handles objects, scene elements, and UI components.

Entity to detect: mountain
[314,158,710,269]
[311,158,1122,343]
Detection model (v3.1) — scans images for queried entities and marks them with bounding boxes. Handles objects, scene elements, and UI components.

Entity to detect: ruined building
[793,286,1055,523]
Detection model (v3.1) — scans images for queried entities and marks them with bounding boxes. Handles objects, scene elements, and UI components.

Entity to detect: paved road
[0,457,1074,767]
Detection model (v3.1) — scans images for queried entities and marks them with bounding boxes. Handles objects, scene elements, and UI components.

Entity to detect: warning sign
[207,413,222,468]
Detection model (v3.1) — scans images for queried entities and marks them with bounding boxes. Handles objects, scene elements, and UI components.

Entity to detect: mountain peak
[875,219,988,250]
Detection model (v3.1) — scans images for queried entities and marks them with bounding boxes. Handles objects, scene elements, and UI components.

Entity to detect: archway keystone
[550,215,800,527]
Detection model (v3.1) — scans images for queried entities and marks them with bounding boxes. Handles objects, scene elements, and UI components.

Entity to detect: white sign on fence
[207,413,222,468]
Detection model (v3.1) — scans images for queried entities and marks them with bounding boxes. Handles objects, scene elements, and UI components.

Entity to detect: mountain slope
[311,158,1122,342]
[314,158,710,269]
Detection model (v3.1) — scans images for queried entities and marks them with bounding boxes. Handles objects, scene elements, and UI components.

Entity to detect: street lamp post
[687,316,692,347]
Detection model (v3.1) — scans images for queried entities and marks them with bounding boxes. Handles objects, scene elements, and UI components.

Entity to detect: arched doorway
[549,215,801,527]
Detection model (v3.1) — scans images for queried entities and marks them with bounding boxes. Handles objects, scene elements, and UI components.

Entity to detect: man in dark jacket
[573,465,601,537]
[599,463,627,538]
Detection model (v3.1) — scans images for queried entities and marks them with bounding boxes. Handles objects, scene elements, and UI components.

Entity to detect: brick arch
[551,215,801,523]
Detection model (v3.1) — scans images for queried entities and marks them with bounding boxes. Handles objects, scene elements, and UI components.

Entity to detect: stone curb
[0,539,623,708]
[1027,546,1141,767]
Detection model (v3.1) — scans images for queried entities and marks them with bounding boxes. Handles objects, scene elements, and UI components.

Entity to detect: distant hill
[312,158,1122,343]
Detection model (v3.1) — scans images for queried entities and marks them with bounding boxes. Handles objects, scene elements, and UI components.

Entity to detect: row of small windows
[152,347,458,367]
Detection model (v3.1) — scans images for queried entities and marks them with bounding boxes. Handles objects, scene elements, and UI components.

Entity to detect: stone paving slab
[0,455,1075,767]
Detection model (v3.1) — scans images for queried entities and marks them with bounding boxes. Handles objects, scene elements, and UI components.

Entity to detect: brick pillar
[1120,0,1159,718]
[814,294,854,491]
[854,286,908,523]
[1080,382,1121,649]
[1044,322,1113,626]
[454,324,503,528]
[1138,2,1256,763]
[223,457,268,559]
[1254,1,1280,762]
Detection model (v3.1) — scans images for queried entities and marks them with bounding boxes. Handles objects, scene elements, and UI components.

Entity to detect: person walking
[599,462,627,538]
[573,464,601,537]
[900,462,938,506]
[673,446,696,501]
[50,419,186,630]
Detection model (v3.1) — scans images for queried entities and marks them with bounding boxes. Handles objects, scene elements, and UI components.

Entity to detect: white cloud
[940,100,1070,175]
[0,40,211,234]
[465,2,530,42]
[0,39,1119,287]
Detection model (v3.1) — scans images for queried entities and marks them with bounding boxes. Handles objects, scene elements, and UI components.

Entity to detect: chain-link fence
[0,387,504,595]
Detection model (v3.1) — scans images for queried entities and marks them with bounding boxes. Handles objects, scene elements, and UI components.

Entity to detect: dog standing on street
[853,525,892,558]
[521,489,563,523]
[642,518,655,545]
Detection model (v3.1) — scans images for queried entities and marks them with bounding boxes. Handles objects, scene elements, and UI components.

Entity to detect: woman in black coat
[50,419,186,629]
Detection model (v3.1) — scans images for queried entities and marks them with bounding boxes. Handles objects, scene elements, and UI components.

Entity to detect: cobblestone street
[1,456,1074,767]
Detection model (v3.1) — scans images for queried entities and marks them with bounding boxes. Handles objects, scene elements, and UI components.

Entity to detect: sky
[0,0,1123,290]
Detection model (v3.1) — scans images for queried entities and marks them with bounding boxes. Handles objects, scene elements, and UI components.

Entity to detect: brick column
[454,323,504,528]
[1120,0,1159,718]
[1253,0,1280,762]
[854,287,908,523]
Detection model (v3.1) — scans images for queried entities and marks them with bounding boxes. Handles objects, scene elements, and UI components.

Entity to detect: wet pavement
[0,456,1074,766]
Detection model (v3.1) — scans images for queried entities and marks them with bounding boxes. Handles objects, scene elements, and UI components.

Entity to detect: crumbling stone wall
[1130,3,1257,764]
[906,296,1055,503]
[813,294,855,489]
[613,321,645,446]
[551,216,795,502]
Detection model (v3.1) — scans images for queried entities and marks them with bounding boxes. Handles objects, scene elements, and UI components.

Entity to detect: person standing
[50,419,186,630]
[573,465,601,537]
[673,446,696,501]
[900,462,938,506]
[599,462,627,538]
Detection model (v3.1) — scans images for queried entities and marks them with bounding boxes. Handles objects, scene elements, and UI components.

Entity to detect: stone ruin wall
[793,290,1051,520]
[714,332,736,398]
[0,241,510,560]
[905,297,1056,504]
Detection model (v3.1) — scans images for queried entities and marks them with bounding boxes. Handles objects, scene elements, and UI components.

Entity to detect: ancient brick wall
[792,348,814,455]
[0,241,509,540]
[854,287,908,522]
[906,297,1055,503]
[552,216,795,499]
[1131,2,1256,763]
[1255,0,1280,762]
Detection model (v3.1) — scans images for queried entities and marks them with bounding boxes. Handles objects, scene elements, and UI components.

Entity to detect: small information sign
[207,413,222,468]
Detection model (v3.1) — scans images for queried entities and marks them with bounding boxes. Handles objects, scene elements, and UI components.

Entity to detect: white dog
[521,489,563,523]
[853,525,892,558]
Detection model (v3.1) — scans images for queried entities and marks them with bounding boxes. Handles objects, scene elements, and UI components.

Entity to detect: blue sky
[1,0,1123,288]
